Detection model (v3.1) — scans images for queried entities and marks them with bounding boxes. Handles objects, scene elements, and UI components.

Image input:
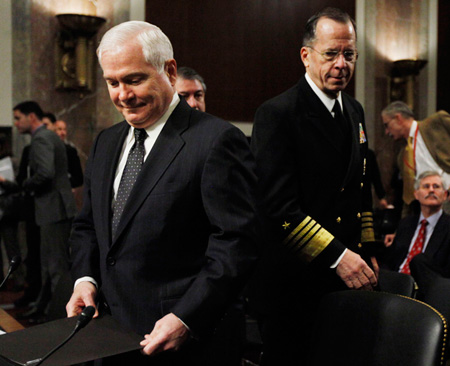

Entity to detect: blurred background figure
[0,133,25,292]
[175,66,206,112]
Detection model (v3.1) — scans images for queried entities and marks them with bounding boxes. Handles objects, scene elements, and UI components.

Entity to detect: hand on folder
[140,313,190,356]
[66,281,99,319]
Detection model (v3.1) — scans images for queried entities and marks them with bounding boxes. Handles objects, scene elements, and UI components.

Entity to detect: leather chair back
[309,290,447,366]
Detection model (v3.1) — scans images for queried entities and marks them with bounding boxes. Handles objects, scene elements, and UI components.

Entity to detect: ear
[414,189,420,201]
[300,47,310,68]
[165,59,177,87]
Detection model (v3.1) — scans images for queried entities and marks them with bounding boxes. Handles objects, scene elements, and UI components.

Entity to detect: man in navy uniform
[249,7,378,364]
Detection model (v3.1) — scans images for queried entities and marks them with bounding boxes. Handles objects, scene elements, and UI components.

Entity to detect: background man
[248,7,377,364]
[54,120,83,189]
[13,101,76,323]
[41,112,56,131]
[175,66,206,112]
[66,21,258,365]
[382,101,450,216]
[384,171,450,298]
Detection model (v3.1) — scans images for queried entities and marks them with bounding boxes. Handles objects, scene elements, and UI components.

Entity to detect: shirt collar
[130,92,180,137]
[32,124,45,136]
[419,208,443,229]
[305,72,343,114]
[409,120,418,139]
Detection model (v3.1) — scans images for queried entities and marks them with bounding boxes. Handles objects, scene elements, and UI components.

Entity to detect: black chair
[309,290,447,366]
[378,268,417,297]
[423,276,450,322]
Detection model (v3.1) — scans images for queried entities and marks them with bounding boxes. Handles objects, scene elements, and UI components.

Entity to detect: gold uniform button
[341,187,344,192]
[358,243,362,248]
[336,217,341,223]
[360,183,364,188]
[357,212,361,219]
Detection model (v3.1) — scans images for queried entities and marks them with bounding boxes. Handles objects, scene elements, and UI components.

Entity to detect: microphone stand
[0,256,21,291]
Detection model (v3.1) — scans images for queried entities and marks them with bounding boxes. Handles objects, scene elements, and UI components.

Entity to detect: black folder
[0,314,143,366]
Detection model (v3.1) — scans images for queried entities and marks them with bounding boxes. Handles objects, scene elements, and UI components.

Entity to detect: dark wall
[146,1,355,122]
[437,0,450,112]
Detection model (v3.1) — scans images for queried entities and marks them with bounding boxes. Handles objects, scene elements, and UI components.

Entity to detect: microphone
[0,256,21,291]
[75,305,96,331]
[23,306,96,366]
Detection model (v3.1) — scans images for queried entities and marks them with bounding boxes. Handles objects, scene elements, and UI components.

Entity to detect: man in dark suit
[13,101,77,322]
[54,120,84,189]
[66,21,258,365]
[248,7,378,364]
[384,171,450,298]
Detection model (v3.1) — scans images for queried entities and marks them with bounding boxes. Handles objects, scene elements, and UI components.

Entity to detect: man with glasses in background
[248,7,378,364]
[382,101,450,218]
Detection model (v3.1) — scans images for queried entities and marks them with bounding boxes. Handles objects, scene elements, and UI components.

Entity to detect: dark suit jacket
[65,143,83,188]
[248,76,373,312]
[385,213,450,277]
[69,99,258,338]
[22,126,76,226]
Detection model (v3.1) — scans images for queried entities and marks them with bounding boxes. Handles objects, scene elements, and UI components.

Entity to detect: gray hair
[414,171,443,190]
[302,7,357,47]
[177,66,207,93]
[382,101,415,119]
[97,21,173,74]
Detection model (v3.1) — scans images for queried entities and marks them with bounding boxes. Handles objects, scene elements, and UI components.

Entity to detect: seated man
[384,171,450,298]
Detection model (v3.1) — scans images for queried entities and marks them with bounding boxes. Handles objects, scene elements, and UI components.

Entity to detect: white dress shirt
[410,121,450,190]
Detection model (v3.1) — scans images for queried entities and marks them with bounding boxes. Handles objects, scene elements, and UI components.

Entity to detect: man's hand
[384,233,396,247]
[336,250,377,290]
[140,313,190,356]
[66,281,98,318]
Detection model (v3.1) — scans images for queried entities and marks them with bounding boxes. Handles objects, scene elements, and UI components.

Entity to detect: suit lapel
[298,78,344,152]
[424,214,449,257]
[341,96,362,186]
[100,122,130,245]
[111,101,190,247]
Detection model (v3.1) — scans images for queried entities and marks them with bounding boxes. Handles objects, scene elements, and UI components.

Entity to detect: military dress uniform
[247,76,376,364]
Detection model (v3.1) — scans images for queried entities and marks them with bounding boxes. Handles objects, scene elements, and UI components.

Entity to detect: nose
[334,53,347,68]
[118,84,134,101]
[186,96,200,110]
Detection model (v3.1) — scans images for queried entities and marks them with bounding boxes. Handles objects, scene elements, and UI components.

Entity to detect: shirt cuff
[74,276,98,290]
[330,248,347,268]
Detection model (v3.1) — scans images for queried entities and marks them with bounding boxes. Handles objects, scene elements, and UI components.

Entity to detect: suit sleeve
[66,145,84,188]
[22,134,55,192]
[69,133,102,285]
[171,126,259,337]
[251,102,346,268]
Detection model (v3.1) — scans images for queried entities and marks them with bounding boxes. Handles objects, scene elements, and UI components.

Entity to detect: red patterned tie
[400,219,428,274]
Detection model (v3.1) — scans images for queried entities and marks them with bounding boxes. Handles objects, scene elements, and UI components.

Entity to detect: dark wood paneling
[437,0,450,112]
[146,1,355,121]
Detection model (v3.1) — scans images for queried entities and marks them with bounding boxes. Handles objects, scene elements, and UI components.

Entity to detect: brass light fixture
[389,59,427,110]
[55,13,106,94]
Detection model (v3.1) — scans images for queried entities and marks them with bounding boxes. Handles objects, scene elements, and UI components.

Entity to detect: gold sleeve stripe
[361,211,375,242]
[283,216,334,262]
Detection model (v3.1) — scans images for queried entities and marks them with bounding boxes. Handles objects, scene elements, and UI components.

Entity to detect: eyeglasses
[307,46,358,63]
[383,116,396,128]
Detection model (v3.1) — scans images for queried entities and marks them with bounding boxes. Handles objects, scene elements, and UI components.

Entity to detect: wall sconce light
[389,59,427,110]
[55,13,106,95]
